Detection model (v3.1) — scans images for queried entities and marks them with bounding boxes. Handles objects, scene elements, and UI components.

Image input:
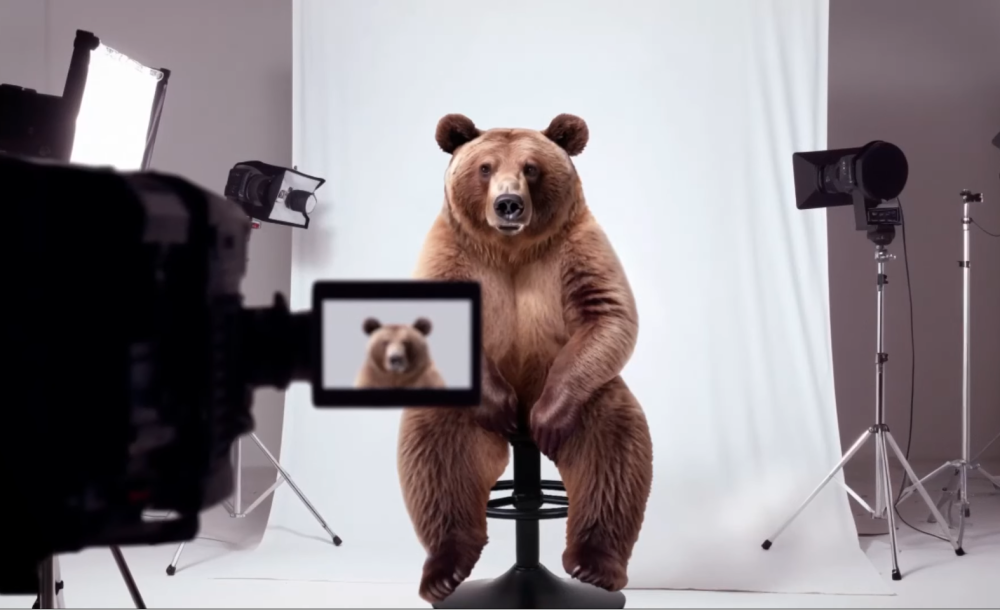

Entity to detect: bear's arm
[542,218,639,405]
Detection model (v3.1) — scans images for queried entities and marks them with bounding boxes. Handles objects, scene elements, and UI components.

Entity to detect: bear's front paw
[473,375,519,436]
[530,386,582,462]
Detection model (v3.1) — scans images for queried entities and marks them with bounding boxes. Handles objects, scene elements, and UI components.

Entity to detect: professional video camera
[0,31,481,601]
[0,154,272,588]
[0,152,483,598]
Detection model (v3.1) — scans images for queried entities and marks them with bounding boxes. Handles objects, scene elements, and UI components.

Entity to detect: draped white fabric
[220,0,889,595]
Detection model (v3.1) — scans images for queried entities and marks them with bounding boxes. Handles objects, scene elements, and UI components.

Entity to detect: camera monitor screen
[312,281,482,407]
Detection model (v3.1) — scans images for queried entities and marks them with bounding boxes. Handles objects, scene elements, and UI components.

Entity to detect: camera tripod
[896,191,1000,546]
[36,547,145,609]
[761,235,964,580]
[165,432,341,576]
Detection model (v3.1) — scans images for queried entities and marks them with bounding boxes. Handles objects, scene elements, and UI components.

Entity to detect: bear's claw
[563,544,628,592]
[418,542,480,603]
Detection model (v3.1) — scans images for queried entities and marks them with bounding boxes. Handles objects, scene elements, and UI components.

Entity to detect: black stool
[433,433,626,609]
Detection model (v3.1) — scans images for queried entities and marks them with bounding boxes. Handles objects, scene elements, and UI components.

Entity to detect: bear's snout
[493,194,524,221]
[386,343,408,373]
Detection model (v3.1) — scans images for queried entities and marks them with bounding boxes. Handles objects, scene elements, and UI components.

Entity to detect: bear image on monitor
[354,317,446,389]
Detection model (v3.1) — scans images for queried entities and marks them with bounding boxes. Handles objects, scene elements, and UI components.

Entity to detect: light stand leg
[165,542,185,576]
[873,433,886,516]
[110,546,146,609]
[762,430,871,549]
[927,468,958,527]
[249,433,342,546]
[38,557,56,610]
[972,430,1000,464]
[972,466,1000,488]
[875,430,901,580]
[897,460,957,504]
[233,437,243,517]
[883,432,964,554]
[35,557,65,609]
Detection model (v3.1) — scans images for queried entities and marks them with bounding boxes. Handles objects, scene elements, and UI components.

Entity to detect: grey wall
[0,0,294,466]
[828,0,1000,461]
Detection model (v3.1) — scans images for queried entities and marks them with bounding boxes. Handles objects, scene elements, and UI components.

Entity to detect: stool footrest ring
[491,479,565,492]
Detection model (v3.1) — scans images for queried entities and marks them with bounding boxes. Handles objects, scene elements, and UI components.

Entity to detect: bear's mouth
[496,223,525,236]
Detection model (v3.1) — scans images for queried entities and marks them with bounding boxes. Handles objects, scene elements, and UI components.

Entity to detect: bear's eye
[479,164,491,176]
[524,164,539,178]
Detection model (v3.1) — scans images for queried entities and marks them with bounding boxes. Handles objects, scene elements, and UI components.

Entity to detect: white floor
[3,460,998,608]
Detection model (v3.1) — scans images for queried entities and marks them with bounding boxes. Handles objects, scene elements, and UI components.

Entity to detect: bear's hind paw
[418,542,480,603]
[564,544,628,592]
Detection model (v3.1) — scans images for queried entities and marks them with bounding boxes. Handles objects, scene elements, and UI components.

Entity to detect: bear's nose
[388,354,406,367]
[493,194,524,221]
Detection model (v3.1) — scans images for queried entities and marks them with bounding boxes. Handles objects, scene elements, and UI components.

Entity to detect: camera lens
[819,156,855,195]
[245,173,272,207]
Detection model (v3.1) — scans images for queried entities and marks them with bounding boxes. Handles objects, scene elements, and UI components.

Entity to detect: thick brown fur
[355,318,445,389]
[398,114,654,603]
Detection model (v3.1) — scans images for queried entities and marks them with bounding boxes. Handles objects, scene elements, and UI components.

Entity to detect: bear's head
[435,113,589,246]
[362,317,434,377]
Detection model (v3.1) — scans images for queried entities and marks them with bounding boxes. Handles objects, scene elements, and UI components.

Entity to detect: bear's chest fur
[480,257,569,406]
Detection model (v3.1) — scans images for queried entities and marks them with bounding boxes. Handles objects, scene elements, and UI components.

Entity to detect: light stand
[165,432,342,575]
[897,190,1000,544]
[164,181,341,575]
[761,226,965,580]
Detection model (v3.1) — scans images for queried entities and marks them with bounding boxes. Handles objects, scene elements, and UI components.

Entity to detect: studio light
[0,30,169,171]
[792,141,909,238]
[224,161,326,229]
[67,31,169,170]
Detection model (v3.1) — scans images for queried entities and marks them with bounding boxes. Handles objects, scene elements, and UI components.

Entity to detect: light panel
[69,43,163,171]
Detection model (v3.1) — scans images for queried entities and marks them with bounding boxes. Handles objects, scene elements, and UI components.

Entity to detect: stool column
[512,439,542,569]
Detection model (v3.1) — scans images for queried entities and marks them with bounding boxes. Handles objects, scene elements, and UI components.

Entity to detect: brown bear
[355,317,446,389]
[397,113,654,603]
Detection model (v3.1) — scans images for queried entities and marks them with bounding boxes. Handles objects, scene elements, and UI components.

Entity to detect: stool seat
[433,434,626,609]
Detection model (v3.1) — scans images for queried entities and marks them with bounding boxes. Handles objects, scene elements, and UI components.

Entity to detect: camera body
[0,154,264,591]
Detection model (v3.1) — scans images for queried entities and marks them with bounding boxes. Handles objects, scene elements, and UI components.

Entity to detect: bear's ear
[436,114,481,154]
[413,317,433,336]
[362,318,381,335]
[542,114,589,157]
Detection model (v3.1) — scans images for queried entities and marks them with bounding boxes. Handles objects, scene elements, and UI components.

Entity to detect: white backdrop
[218,0,889,596]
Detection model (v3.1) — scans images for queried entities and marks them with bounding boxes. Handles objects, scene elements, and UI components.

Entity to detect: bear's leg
[554,376,654,591]
[397,408,509,603]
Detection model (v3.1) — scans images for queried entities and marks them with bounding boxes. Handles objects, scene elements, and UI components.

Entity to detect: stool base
[432,563,626,609]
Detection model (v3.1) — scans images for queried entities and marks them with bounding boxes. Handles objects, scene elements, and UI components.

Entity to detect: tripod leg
[876,433,902,581]
[250,433,343,546]
[110,546,146,609]
[38,557,55,609]
[762,429,871,549]
[897,461,953,504]
[974,466,1000,489]
[971,429,1000,463]
[928,468,958,526]
[884,433,964,554]
[874,435,886,516]
[166,542,186,576]
[51,556,64,609]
